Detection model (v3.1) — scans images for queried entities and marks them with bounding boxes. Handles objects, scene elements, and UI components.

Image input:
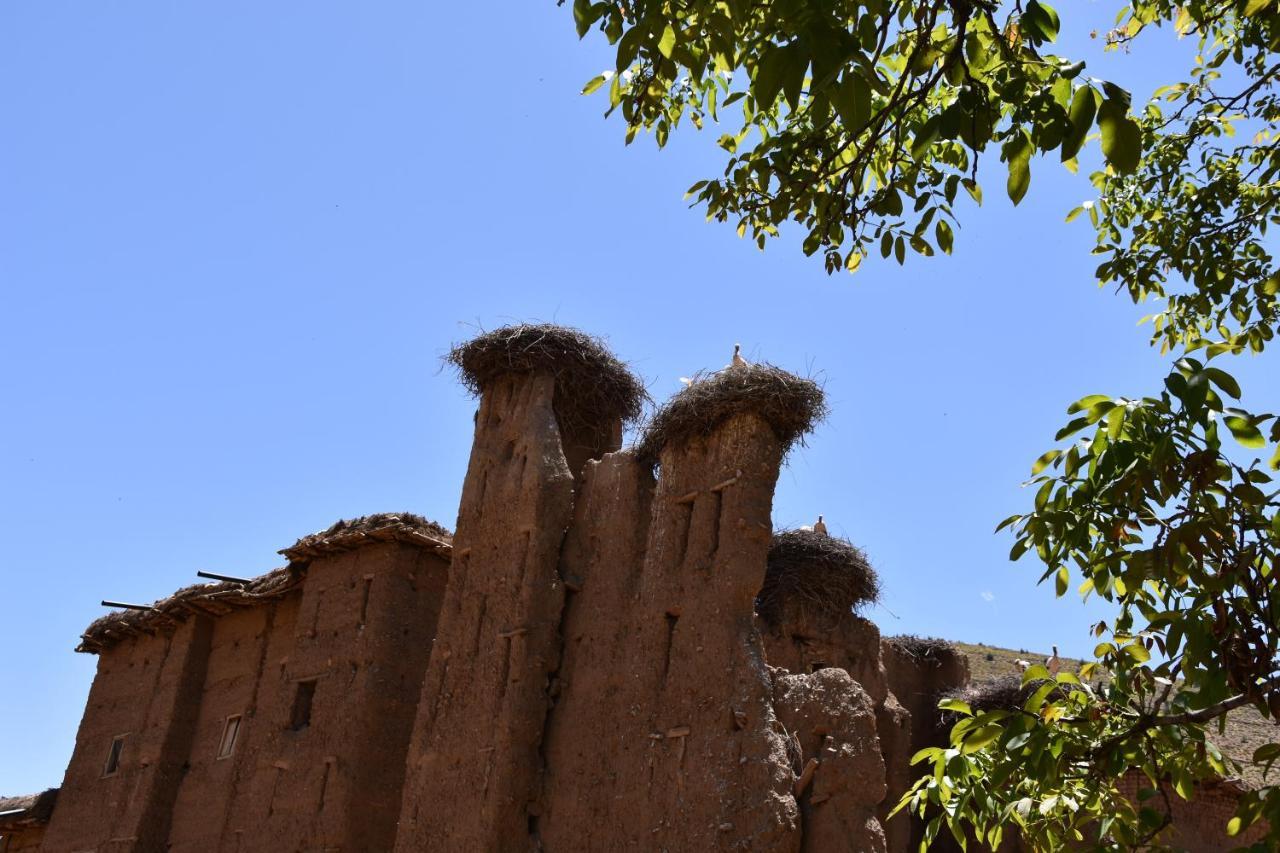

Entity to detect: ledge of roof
[78,513,453,655]
[279,512,452,565]
[0,789,58,829]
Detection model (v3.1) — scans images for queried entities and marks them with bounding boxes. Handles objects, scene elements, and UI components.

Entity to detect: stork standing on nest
[729,343,749,370]
[812,515,828,536]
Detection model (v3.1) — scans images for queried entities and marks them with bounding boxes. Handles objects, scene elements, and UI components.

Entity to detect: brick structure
[34,514,450,853]
[2,325,1268,852]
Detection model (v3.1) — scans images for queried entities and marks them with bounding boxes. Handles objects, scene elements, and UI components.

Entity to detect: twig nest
[941,675,1062,724]
[885,635,962,667]
[447,324,647,430]
[637,363,826,464]
[756,529,879,627]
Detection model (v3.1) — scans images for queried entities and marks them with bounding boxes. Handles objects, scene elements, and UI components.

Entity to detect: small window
[217,715,242,759]
[290,680,317,731]
[103,735,126,777]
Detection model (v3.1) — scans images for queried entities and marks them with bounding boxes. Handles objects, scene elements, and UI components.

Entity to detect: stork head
[817,514,824,522]
[734,342,741,355]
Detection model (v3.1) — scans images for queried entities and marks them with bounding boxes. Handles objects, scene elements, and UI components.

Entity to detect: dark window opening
[217,715,242,759]
[290,680,317,731]
[810,661,829,673]
[103,735,126,777]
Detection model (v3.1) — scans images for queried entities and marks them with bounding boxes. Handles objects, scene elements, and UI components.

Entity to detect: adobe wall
[395,372,579,851]
[1115,771,1269,851]
[42,615,212,852]
[0,827,45,853]
[166,541,448,853]
[42,534,447,853]
[880,639,970,852]
[538,415,812,851]
[761,612,911,850]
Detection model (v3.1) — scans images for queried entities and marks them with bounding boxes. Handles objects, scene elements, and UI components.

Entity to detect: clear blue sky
[1,3,1273,795]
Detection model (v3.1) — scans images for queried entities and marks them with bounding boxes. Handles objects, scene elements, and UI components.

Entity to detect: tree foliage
[567,0,1280,848]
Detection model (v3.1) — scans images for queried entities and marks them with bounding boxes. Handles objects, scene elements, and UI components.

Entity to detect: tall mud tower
[395,325,889,852]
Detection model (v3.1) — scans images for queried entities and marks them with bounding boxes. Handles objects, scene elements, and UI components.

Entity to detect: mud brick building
[1,325,1263,852]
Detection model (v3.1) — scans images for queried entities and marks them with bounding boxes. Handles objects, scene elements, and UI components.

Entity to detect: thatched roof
[636,364,826,464]
[78,567,301,654]
[79,513,452,654]
[447,324,648,431]
[756,529,879,626]
[279,512,452,564]
[0,788,58,827]
[885,635,962,667]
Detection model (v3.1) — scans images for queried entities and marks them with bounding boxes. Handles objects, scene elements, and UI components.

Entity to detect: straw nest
[756,529,879,626]
[636,363,826,464]
[447,324,647,431]
[885,635,961,667]
[280,512,452,564]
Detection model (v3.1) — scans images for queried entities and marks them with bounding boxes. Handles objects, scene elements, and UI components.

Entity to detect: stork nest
[756,529,879,627]
[939,676,1063,728]
[636,363,826,464]
[447,324,647,431]
[885,635,960,667]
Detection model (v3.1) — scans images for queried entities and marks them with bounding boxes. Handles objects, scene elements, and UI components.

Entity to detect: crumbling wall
[772,668,887,852]
[42,616,211,852]
[395,372,579,851]
[761,614,911,850]
[537,414,805,850]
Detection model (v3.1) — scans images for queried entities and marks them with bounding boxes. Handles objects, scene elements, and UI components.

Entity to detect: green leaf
[779,41,809,112]
[832,72,872,129]
[573,0,597,38]
[1245,0,1274,16]
[912,116,941,160]
[938,698,973,716]
[936,219,954,254]
[1061,86,1099,162]
[1055,566,1070,597]
[1031,450,1061,475]
[963,179,982,206]
[1098,99,1142,175]
[1204,367,1242,399]
[1068,394,1110,414]
[1225,415,1266,448]
[1003,134,1032,205]
[1123,642,1151,663]
[657,25,677,60]
[1055,417,1091,441]
[962,725,1003,753]
[581,74,608,95]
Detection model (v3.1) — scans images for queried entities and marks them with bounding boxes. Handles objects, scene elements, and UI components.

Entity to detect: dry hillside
[955,641,1276,788]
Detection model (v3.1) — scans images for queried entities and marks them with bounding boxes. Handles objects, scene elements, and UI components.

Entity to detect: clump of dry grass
[447,324,647,431]
[756,529,879,626]
[887,635,961,667]
[636,363,826,463]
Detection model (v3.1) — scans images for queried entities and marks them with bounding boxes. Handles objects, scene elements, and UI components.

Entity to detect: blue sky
[1,3,1273,794]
